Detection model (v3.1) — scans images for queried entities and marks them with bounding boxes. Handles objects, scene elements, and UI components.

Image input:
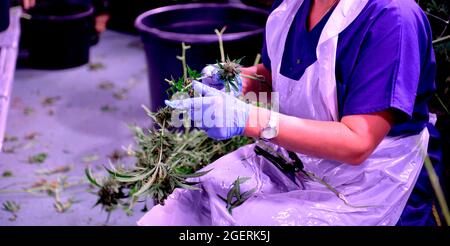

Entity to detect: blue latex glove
[165,81,250,140]
[201,64,243,97]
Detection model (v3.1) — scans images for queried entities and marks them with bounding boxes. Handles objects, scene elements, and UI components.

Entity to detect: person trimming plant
[138,0,445,226]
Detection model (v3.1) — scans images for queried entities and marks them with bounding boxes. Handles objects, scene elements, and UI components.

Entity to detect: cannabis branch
[85,27,254,218]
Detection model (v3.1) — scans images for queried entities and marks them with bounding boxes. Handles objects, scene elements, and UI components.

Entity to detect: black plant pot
[19,3,94,69]
[0,0,9,32]
[108,0,229,35]
[136,3,269,111]
[240,0,274,10]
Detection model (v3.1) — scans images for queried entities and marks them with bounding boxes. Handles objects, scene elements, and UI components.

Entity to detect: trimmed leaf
[85,168,101,188]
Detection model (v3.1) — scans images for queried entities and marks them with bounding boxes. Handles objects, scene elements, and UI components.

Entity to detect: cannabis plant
[86,29,254,216]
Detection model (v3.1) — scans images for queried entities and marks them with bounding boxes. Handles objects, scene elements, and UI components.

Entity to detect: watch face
[261,127,278,139]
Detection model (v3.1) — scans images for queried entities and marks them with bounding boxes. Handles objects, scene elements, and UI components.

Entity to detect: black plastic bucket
[136,3,269,111]
[107,0,228,34]
[0,0,9,32]
[19,3,94,69]
[107,0,164,34]
[241,0,275,10]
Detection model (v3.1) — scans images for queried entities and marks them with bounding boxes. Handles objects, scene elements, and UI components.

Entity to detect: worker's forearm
[244,107,381,165]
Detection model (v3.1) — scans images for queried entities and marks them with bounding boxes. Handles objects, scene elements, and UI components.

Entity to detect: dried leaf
[23,107,35,116]
[3,135,18,142]
[89,62,106,71]
[82,154,99,163]
[85,168,101,188]
[113,88,128,100]
[221,177,256,214]
[108,150,127,162]
[98,81,115,90]
[28,152,48,164]
[100,105,118,113]
[41,96,61,107]
[35,165,72,176]
[54,198,75,213]
[24,132,39,140]
[2,147,16,153]
[2,201,20,221]
[2,170,13,177]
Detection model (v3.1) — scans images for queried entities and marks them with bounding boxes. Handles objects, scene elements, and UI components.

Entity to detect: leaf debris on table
[2,201,20,221]
[2,170,13,177]
[101,105,118,113]
[83,154,99,163]
[113,88,128,100]
[3,135,18,142]
[54,198,76,213]
[2,146,17,154]
[89,62,106,71]
[28,152,48,164]
[24,132,40,141]
[108,150,127,163]
[127,40,144,49]
[41,96,61,107]
[35,165,72,176]
[23,107,35,116]
[98,81,115,90]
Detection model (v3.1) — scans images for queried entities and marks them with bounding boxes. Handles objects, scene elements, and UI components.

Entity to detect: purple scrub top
[261,0,444,225]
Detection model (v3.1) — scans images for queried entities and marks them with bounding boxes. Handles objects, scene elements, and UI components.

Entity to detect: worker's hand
[95,14,110,33]
[165,81,250,140]
[22,0,36,10]
[201,64,242,97]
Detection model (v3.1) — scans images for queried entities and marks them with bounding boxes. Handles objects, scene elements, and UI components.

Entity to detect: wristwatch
[260,111,278,140]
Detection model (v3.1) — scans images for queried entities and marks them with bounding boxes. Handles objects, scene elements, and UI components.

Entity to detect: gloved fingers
[165,96,218,111]
[192,81,224,97]
[201,64,218,77]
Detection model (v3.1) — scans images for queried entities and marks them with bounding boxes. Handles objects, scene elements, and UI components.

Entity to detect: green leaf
[28,152,48,164]
[235,177,251,185]
[2,170,13,177]
[114,168,156,183]
[187,66,202,80]
[85,168,101,188]
[174,179,201,190]
[216,61,224,69]
[217,195,227,203]
[240,187,257,200]
[234,56,245,65]
[227,186,235,205]
[104,166,137,179]
[175,169,212,178]
[129,184,139,196]
[230,80,239,92]
[133,171,158,197]
[235,178,241,200]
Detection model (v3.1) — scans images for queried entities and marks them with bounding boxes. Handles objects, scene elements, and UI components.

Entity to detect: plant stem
[425,12,450,25]
[253,53,261,66]
[433,35,450,46]
[215,26,227,63]
[435,93,450,115]
[241,73,266,82]
[157,122,165,164]
[176,42,191,82]
[424,155,450,225]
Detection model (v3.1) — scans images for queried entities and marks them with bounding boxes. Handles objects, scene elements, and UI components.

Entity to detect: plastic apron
[137,0,430,226]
